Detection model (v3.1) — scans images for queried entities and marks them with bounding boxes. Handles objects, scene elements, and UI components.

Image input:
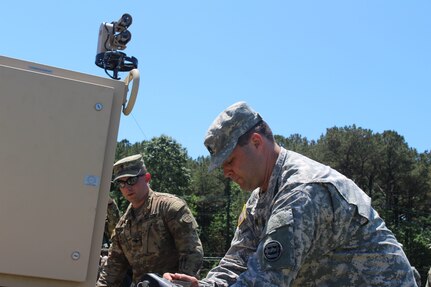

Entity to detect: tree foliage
[141,135,191,196]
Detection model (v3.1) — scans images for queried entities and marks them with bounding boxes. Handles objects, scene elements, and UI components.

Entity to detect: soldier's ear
[250,133,262,149]
[144,172,151,183]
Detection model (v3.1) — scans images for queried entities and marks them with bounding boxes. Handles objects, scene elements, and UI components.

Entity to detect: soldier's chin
[236,182,253,192]
[242,183,260,193]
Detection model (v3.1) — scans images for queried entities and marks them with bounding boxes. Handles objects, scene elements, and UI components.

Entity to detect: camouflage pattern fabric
[200,148,418,287]
[204,101,262,172]
[112,154,146,182]
[104,197,121,241]
[97,190,203,287]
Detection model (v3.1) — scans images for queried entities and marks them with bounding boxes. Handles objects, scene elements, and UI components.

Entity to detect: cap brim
[208,143,236,172]
[112,169,143,182]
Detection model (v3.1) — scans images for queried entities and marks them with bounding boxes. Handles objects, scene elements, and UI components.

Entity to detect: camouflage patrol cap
[204,101,262,171]
[112,154,146,182]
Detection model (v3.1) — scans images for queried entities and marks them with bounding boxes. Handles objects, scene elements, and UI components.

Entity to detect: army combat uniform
[99,197,121,279]
[201,148,418,286]
[97,190,203,287]
[104,197,121,243]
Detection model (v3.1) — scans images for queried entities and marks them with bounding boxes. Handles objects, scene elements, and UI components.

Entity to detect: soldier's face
[118,174,149,208]
[222,137,263,192]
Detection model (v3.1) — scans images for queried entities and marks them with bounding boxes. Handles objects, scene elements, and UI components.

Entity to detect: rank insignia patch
[237,204,247,227]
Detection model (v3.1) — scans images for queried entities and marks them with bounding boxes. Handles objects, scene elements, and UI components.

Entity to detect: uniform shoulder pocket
[266,209,294,234]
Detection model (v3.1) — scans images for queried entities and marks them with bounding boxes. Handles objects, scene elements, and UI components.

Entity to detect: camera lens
[116,30,132,45]
[119,14,132,28]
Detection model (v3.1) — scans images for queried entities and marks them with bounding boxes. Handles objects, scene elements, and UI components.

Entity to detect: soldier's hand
[163,273,198,287]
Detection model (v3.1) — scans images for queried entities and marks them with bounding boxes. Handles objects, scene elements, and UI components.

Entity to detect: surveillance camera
[116,13,132,31]
[112,30,132,50]
[97,22,113,54]
[96,13,133,54]
[95,13,138,80]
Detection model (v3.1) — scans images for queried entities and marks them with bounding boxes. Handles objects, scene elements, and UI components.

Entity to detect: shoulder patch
[263,240,283,262]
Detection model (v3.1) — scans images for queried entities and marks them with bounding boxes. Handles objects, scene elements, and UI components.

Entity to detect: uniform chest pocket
[119,215,173,257]
[144,216,173,254]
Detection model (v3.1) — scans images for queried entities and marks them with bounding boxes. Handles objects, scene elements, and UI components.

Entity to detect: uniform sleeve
[229,183,336,286]
[200,183,335,287]
[166,200,204,276]
[96,227,131,287]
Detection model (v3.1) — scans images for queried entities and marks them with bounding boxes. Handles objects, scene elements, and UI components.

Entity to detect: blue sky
[4,1,430,159]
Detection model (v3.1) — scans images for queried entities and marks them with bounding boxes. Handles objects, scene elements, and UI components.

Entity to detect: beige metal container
[0,55,139,287]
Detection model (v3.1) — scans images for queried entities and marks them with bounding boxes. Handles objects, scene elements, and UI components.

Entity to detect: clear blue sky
[4,1,430,159]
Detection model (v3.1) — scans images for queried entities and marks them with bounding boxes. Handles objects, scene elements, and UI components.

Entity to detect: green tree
[391,149,431,284]
[141,135,191,196]
[188,156,248,258]
[374,131,416,226]
[313,125,378,192]
[189,157,227,256]
[275,133,314,157]
[115,139,132,160]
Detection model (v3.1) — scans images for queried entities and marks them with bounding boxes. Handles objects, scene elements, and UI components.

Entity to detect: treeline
[110,125,431,285]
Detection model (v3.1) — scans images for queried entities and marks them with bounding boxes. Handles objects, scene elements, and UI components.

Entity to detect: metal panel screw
[95,103,104,111]
[71,251,80,260]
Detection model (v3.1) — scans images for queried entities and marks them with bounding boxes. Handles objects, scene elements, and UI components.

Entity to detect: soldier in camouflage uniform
[97,154,203,287]
[98,197,121,279]
[104,197,121,244]
[164,101,418,286]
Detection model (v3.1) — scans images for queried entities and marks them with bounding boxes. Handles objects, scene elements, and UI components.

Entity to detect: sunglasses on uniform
[115,174,144,188]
